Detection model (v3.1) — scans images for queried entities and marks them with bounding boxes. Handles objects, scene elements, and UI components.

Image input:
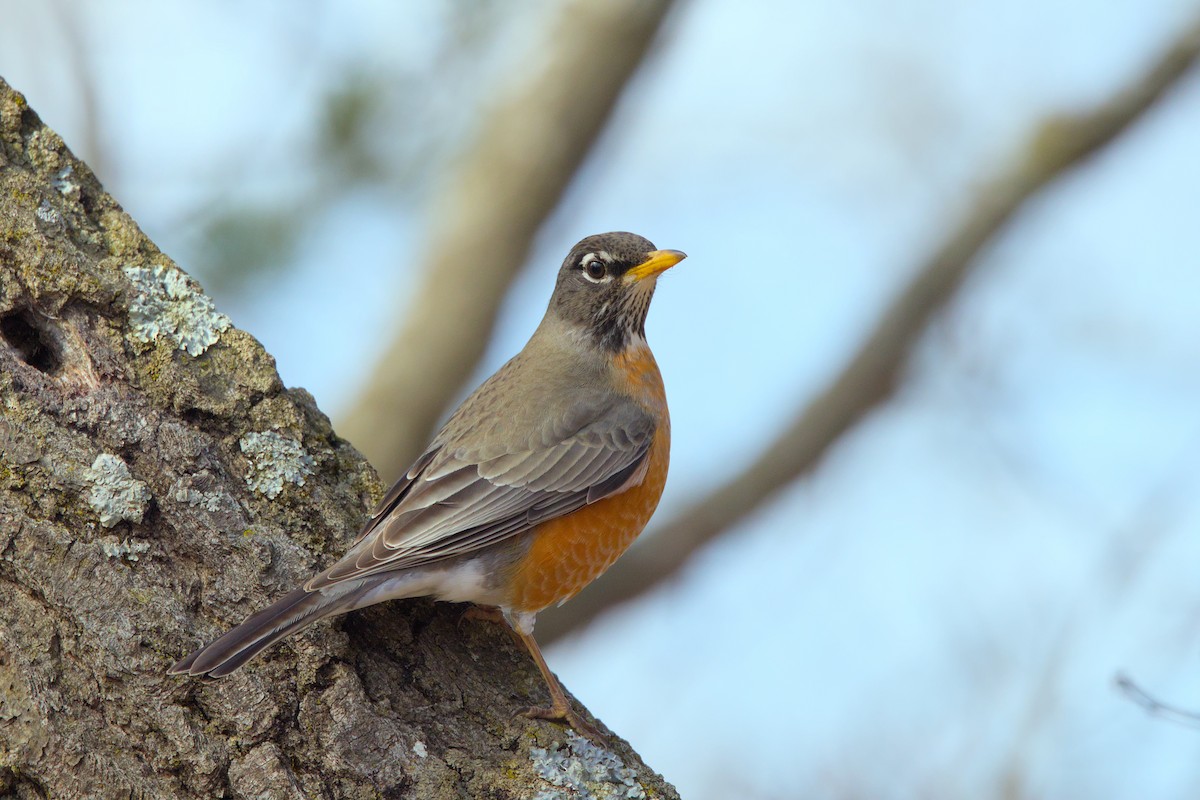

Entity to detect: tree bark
[0,78,678,800]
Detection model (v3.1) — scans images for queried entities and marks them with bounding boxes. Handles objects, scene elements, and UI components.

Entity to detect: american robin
[170,232,684,738]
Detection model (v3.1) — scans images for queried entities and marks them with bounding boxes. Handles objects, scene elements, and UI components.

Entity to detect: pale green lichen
[85,453,152,528]
[530,733,646,800]
[170,484,226,512]
[99,537,151,562]
[239,431,314,499]
[123,263,231,356]
[52,164,78,198]
[34,199,59,224]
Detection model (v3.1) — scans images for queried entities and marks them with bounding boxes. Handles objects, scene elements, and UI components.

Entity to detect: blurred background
[4,0,1200,796]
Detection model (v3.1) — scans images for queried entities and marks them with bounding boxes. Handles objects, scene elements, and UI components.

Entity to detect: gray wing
[306,394,655,590]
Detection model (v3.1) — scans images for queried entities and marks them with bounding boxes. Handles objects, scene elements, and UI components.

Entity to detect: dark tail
[169,582,376,678]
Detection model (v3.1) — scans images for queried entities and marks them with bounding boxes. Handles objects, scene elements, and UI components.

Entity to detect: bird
[170,231,685,739]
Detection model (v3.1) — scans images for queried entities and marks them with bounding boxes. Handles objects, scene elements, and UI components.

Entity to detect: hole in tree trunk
[0,310,63,374]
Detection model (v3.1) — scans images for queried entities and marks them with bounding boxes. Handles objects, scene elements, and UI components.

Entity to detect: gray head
[547,232,686,352]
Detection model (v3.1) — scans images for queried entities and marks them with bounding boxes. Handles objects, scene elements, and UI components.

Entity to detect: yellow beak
[626,249,687,282]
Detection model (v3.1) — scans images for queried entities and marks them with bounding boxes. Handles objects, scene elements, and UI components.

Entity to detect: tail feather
[169,582,374,678]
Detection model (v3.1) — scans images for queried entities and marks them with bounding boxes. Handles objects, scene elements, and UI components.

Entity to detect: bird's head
[548,232,686,352]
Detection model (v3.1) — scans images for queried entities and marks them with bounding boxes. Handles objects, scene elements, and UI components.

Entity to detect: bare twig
[1116,673,1200,730]
[339,0,680,481]
[995,436,1200,792]
[539,17,1200,643]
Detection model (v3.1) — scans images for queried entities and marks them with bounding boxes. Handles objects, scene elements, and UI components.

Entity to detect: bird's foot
[459,604,506,629]
[519,702,605,742]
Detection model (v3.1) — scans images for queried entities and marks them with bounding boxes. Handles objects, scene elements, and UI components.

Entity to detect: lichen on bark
[0,77,678,800]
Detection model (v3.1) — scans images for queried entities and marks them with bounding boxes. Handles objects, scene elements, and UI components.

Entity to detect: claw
[518,703,604,742]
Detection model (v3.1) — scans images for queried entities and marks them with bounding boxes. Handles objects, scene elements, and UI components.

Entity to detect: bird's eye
[582,257,607,283]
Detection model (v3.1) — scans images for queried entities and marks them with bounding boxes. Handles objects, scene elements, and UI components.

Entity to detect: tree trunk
[0,78,678,800]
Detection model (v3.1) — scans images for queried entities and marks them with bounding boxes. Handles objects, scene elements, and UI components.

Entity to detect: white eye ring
[581,254,609,283]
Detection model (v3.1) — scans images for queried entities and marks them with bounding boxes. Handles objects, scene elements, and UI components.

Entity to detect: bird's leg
[512,626,603,741]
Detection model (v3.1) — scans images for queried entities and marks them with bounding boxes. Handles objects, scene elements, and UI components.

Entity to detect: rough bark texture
[0,78,678,800]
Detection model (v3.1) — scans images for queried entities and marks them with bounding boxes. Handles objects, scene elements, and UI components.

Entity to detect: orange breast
[506,428,669,613]
[506,343,670,613]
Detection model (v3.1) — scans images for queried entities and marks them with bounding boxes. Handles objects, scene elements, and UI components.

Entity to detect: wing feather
[306,394,656,591]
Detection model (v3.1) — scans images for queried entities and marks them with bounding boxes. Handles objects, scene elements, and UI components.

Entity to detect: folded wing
[307,395,655,590]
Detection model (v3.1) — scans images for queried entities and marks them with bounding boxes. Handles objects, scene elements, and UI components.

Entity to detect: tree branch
[338,0,680,482]
[0,77,677,799]
[539,16,1200,644]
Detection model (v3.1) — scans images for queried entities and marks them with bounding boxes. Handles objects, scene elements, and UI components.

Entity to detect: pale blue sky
[4,1,1200,797]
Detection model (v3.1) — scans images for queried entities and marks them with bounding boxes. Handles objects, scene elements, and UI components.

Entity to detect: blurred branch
[339,0,679,481]
[540,16,1200,644]
[1116,674,1200,730]
[53,0,108,179]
